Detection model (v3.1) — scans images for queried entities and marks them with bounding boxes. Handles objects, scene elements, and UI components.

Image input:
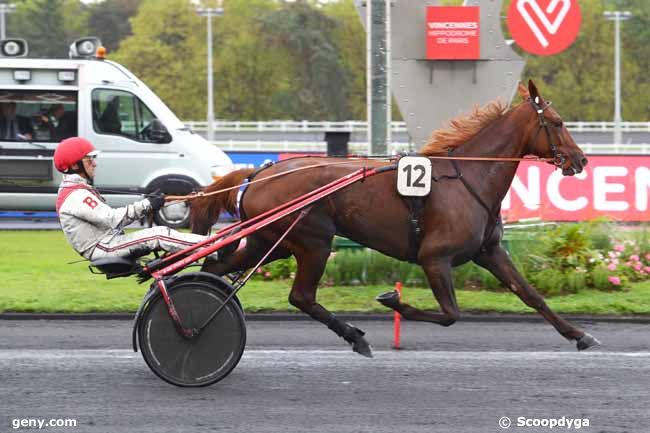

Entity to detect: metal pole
[1,8,5,40]
[206,10,214,144]
[614,14,621,145]
[197,5,224,145]
[368,0,390,155]
[366,1,372,155]
[0,3,17,41]
[604,11,632,145]
[385,0,391,152]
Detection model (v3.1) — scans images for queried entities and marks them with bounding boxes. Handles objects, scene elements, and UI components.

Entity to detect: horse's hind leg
[377,259,460,326]
[289,241,373,358]
[473,245,600,350]
[201,236,290,276]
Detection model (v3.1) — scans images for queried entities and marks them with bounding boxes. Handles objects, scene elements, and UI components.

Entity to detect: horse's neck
[451,109,529,212]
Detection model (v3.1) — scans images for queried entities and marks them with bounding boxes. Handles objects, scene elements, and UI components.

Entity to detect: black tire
[138,281,246,387]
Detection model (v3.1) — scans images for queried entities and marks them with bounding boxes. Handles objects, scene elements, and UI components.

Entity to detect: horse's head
[518,80,588,175]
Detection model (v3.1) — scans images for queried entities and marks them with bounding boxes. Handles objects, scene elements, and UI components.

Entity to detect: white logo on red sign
[425,6,480,60]
[507,0,581,56]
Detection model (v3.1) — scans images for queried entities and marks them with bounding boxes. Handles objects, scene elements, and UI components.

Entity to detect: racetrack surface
[1,319,648,433]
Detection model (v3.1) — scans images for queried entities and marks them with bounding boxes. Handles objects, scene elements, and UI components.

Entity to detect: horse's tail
[190,168,255,234]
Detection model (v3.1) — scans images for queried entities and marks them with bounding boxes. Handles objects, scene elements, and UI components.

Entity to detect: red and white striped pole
[393,281,402,350]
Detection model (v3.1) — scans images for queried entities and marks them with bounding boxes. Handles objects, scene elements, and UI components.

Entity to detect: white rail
[212,140,650,155]
[184,120,650,133]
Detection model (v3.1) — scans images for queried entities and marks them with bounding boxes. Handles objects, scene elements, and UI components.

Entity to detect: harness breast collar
[237,161,276,220]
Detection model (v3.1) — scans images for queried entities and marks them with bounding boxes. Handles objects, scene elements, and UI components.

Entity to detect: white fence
[209,140,650,155]
[183,120,650,154]
[185,120,650,133]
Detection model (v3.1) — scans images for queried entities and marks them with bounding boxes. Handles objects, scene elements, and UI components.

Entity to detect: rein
[164,154,551,205]
[163,160,378,206]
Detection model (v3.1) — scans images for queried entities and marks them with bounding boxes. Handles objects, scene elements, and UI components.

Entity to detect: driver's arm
[61,189,152,231]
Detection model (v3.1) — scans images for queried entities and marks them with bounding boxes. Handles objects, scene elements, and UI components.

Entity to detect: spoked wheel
[138,281,246,387]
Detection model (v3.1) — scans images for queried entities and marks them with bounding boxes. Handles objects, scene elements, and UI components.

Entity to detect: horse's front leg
[473,245,600,350]
[377,259,460,327]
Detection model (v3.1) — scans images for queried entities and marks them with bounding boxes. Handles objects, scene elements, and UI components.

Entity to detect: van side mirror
[149,119,171,143]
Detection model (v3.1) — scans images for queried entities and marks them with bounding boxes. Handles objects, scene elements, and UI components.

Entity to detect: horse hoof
[343,325,373,358]
[352,338,373,358]
[376,291,400,310]
[576,333,601,351]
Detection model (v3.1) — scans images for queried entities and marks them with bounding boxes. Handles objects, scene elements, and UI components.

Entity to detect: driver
[54,137,219,262]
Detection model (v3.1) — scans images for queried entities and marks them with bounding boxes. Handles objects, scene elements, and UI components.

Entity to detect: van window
[92,89,159,142]
[0,90,77,142]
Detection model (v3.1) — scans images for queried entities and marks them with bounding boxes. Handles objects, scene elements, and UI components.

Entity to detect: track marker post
[393,281,402,350]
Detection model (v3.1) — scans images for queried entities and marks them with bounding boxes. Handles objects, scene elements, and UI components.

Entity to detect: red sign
[425,6,480,60]
[507,0,581,56]
[502,156,650,222]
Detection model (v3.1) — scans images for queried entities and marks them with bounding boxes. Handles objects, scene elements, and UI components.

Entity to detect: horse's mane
[421,100,512,155]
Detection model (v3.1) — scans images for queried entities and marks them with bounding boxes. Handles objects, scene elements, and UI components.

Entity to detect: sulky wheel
[138,281,246,387]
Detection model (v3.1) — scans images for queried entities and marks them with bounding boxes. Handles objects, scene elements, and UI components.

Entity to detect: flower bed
[252,221,649,296]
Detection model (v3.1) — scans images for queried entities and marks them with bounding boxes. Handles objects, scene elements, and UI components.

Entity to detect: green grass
[1,231,649,315]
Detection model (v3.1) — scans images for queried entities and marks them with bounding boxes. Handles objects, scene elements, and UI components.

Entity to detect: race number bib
[397,156,432,197]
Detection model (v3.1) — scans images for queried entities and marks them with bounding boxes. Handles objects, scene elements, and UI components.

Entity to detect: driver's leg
[90,226,219,260]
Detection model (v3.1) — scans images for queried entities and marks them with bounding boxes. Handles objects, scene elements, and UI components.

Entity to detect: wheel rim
[141,284,246,386]
[156,201,190,226]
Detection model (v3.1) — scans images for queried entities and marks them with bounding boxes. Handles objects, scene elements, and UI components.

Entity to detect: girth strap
[403,196,425,263]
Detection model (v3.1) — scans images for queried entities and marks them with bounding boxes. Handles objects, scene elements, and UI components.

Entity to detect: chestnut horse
[190,81,599,357]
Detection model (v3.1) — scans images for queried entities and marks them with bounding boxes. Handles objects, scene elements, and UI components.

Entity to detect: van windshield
[0,90,77,142]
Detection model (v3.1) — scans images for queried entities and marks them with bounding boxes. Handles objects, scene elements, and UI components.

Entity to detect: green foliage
[255,256,297,280]
[261,0,351,120]
[212,0,289,120]
[62,0,90,44]
[323,249,423,286]
[504,0,650,121]
[252,222,648,298]
[322,0,366,119]
[539,223,598,271]
[111,0,207,120]
[8,0,68,58]
[86,0,142,52]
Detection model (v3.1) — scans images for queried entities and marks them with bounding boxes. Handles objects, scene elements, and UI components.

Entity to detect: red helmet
[54,137,99,173]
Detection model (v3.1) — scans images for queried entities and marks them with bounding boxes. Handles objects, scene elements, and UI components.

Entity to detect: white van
[0,38,233,227]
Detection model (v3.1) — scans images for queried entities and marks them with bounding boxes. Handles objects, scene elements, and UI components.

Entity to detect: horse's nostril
[582,158,588,166]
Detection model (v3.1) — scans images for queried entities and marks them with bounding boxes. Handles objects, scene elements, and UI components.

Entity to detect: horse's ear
[517,82,529,99]
[528,80,542,104]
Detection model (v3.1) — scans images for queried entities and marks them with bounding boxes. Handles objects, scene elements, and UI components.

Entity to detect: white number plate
[397,156,432,197]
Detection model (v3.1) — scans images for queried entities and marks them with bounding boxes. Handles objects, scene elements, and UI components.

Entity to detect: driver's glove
[147,190,166,211]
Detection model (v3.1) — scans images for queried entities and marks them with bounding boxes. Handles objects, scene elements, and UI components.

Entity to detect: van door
[88,88,174,198]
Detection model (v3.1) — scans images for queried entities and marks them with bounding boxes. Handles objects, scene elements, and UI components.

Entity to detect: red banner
[425,6,480,60]
[503,156,650,222]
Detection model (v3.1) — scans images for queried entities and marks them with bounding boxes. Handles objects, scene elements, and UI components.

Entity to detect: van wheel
[148,176,198,229]
[153,200,191,229]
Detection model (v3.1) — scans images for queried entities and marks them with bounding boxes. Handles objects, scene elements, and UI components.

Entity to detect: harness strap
[237,161,275,220]
[403,196,425,263]
[56,184,93,214]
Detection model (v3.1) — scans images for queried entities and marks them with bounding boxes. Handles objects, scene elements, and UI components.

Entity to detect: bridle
[528,96,566,168]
